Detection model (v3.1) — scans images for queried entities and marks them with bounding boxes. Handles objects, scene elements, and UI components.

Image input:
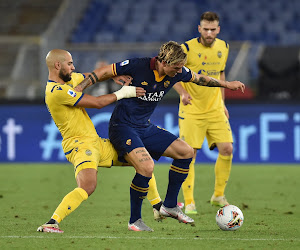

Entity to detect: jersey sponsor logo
[205,62,221,66]
[138,91,165,102]
[218,50,222,58]
[164,81,170,88]
[207,70,220,76]
[126,139,132,145]
[141,81,148,86]
[120,60,129,66]
[67,89,77,97]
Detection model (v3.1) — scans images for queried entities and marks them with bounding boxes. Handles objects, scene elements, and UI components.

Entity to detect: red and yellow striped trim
[170,165,189,174]
[111,63,117,76]
[130,183,149,193]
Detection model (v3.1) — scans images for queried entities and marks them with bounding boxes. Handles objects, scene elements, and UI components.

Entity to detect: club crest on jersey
[164,81,170,88]
[120,60,129,66]
[141,81,148,86]
[218,51,222,58]
[67,89,77,97]
[126,139,132,145]
[85,149,92,156]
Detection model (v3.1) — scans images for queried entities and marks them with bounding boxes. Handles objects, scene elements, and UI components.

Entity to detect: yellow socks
[214,154,232,197]
[182,157,195,205]
[147,173,162,206]
[52,187,88,223]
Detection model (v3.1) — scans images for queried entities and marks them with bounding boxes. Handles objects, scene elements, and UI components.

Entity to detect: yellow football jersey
[45,73,99,152]
[179,38,229,119]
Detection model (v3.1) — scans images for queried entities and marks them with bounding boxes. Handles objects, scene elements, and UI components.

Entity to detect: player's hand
[226,81,245,93]
[181,92,192,105]
[136,87,146,97]
[113,75,133,86]
[224,105,229,119]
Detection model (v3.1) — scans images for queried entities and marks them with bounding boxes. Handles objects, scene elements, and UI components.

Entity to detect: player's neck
[155,60,166,77]
[48,73,65,84]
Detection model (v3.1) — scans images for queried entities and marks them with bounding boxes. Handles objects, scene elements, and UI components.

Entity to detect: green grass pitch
[0,163,299,249]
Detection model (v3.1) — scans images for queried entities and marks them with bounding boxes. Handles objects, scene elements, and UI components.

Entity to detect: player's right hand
[227,81,245,93]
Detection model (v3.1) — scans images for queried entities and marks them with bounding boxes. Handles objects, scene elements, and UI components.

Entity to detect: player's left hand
[181,92,192,105]
[113,75,133,86]
[227,81,245,93]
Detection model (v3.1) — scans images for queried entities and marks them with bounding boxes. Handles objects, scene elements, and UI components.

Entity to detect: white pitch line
[0,236,299,241]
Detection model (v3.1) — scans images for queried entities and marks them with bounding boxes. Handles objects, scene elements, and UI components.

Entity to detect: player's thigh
[206,115,233,149]
[109,125,145,159]
[163,138,194,159]
[143,124,177,161]
[179,117,207,149]
[98,138,123,167]
[125,147,154,177]
[65,139,100,177]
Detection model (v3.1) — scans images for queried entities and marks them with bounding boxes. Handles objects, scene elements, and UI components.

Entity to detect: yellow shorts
[65,138,123,177]
[178,113,233,150]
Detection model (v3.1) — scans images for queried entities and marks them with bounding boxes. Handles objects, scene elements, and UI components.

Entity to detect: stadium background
[0,0,300,164]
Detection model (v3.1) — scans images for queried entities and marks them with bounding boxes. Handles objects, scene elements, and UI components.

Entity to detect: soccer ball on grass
[216,205,244,231]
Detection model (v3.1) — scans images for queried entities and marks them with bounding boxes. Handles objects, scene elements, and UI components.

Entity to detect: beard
[202,36,215,46]
[59,69,72,82]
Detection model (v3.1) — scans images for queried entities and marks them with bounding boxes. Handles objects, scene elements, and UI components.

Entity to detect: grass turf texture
[0,163,299,249]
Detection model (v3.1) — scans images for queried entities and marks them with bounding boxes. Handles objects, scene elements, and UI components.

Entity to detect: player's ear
[54,61,61,70]
[198,25,201,33]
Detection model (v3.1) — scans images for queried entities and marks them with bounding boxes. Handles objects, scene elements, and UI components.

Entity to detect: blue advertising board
[0,103,299,163]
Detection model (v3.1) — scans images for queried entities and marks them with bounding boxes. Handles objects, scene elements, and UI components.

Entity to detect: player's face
[163,61,185,77]
[59,53,75,82]
[198,20,220,47]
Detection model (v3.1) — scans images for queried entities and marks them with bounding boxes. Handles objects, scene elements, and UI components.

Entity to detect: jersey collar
[150,57,166,82]
[150,57,157,70]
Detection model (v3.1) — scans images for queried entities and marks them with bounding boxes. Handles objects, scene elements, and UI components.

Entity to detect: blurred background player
[37,49,145,233]
[108,41,245,231]
[173,11,234,214]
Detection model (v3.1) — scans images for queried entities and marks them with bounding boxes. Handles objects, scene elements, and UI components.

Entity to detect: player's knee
[134,161,154,177]
[82,182,97,196]
[182,143,194,159]
[172,141,193,159]
[220,143,233,156]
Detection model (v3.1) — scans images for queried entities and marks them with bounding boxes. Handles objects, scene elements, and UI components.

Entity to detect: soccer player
[108,41,245,231]
[174,12,236,214]
[37,49,145,233]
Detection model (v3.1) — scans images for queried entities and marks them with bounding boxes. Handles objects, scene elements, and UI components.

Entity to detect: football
[216,205,244,231]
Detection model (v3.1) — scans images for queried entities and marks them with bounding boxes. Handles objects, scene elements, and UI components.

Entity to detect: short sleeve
[179,66,194,82]
[51,84,84,106]
[114,58,140,76]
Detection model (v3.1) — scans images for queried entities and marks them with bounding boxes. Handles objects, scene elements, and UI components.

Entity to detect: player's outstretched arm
[75,64,126,92]
[76,86,145,109]
[191,73,245,92]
